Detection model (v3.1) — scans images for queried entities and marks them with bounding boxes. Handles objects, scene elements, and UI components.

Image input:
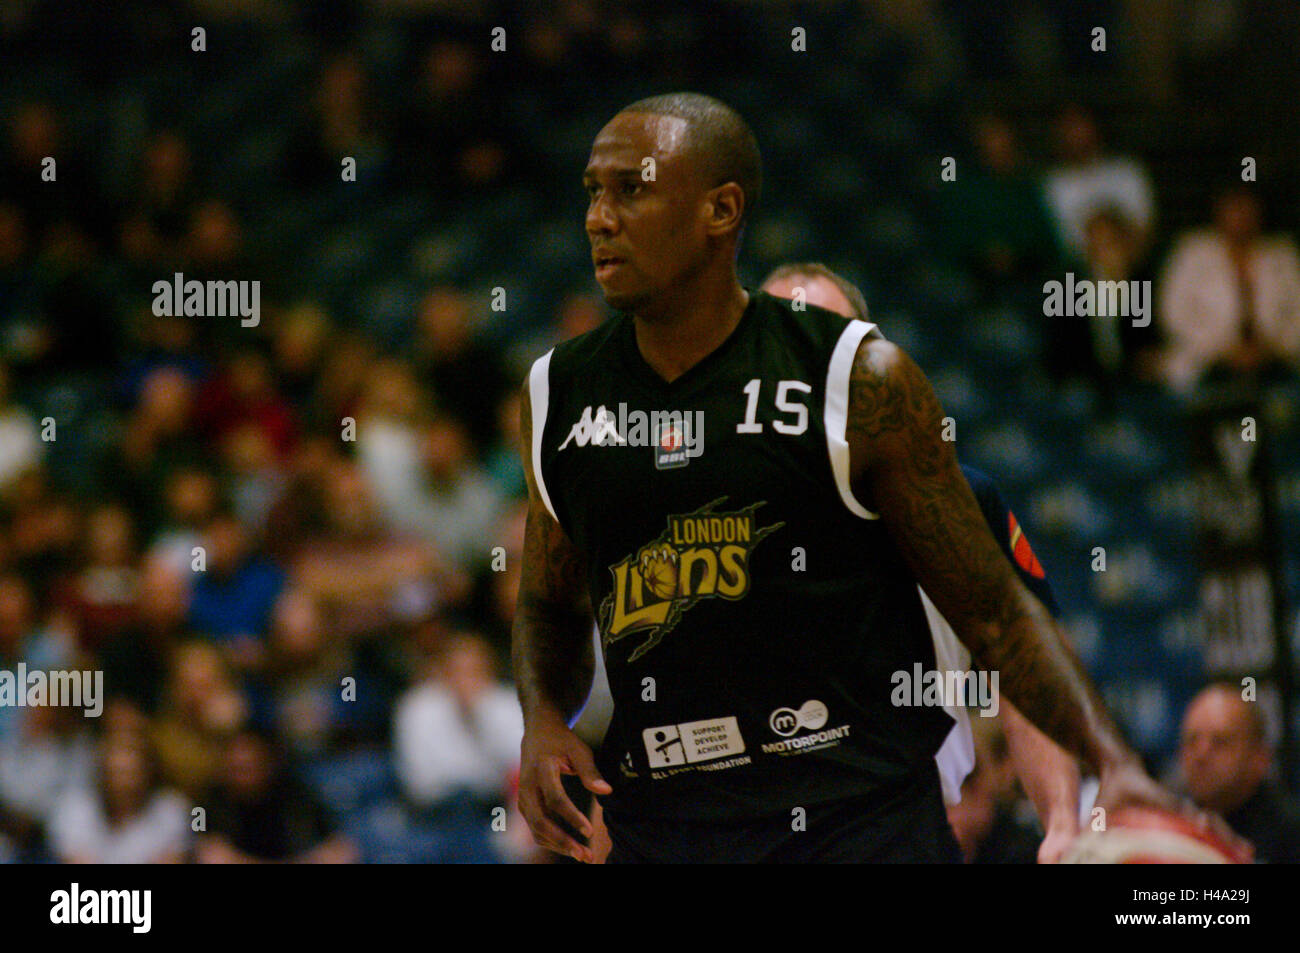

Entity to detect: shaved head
[762,262,869,320]
[1179,683,1271,813]
[620,92,762,228]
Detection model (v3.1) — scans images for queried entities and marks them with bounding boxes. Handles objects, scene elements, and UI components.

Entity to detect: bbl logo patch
[654,420,688,469]
[599,497,783,661]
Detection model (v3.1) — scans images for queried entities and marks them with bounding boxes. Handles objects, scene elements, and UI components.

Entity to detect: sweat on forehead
[588,112,695,177]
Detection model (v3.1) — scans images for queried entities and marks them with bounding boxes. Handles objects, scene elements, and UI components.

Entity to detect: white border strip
[825,319,880,519]
[529,350,559,523]
[919,586,977,805]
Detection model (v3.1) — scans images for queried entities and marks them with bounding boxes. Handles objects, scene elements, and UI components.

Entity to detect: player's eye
[621,181,642,196]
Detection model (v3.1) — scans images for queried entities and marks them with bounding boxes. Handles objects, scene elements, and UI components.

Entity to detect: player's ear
[704,182,744,237]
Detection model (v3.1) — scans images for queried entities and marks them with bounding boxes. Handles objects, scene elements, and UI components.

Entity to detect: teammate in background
[760,262,1082,862]
[514,92,1185,863]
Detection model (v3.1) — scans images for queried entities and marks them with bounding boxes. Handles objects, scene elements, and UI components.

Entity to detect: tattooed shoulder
[846,338,947,488]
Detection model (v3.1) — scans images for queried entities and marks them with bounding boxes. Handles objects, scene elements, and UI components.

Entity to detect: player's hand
[1094,757,1183,819]
[1094,757,1253,860]
[518,712,613,863]
[588,797,613,864]
[1037,817,1079,864]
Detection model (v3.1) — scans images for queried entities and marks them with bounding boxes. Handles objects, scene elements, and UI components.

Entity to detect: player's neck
[631,277,749,384]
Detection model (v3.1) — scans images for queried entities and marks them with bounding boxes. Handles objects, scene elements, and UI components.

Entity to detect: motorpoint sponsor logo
[769,699,827,736]
[762,700,851,755]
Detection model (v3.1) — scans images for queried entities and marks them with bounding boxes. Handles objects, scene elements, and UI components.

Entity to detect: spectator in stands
[289,457,465,637]
[146,466,220,574]
[284,52,389,192]
[0,573,70,745]
[412,286,509,452]
[99,556,189,714]
[116,311,208,411]
[0,203,35,339]
[413,414,503,573]
[394,631,522,811]
[0,360,42,498]
[301,331,373,436]
[0,102,105,246]
[394,37,521,197]
[187,508,285,674]
[4,479,79,601]
[1043,206,1161,389]
[194,347,298,463]
[270,302,331,410]
[152,641,248,798]
[54,502,140,655]
[505,290,607,380]
[940,110,1062,303]
[1178,683,1300,864]
[47,731,190,863]
[117,130,198,276]
[0,702,94,861]
[114,365,205,518]
[1043,102,1156,265]
[197,726,357,863]
[1157,183,1300,392]
[355,358,433,511]
[265,586,379,760]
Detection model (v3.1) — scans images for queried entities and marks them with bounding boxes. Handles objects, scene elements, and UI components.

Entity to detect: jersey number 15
[737,378,812,435]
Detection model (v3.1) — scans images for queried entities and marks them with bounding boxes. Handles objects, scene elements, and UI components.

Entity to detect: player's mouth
[593,251,627,279]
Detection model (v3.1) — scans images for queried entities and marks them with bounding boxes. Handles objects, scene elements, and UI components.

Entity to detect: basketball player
[514,92,1179,863]
[570,262,1084,863]
[761,262,1082,862]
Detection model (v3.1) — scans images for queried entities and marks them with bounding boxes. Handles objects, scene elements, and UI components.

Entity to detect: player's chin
[599,285,647,313]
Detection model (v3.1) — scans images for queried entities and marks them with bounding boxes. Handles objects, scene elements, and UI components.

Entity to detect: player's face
[583,112,710,312]
[761,274,856,319]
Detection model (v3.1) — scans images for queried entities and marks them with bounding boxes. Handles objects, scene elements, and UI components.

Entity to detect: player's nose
[585,192,618,237]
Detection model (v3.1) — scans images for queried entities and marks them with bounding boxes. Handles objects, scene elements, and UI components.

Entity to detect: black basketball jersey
[529,289,956,821]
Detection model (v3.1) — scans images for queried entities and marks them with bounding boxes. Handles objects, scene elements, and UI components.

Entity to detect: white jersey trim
[529,350,560,523]
[824,319,880,519]
[918,585,977,805]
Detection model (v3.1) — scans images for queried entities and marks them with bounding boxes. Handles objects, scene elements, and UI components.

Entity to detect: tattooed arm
[512,375,610,862]
[513,375,593,722]
[846,338,1162,799]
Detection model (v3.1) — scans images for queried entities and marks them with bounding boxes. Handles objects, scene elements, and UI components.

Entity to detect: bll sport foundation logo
[599,497,783,661]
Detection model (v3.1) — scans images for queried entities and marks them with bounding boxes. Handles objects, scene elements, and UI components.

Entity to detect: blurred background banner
[1190,390,1293,780]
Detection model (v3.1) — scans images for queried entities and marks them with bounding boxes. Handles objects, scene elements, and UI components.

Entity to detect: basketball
[638,544,680,600]
[1061,806,1253,864]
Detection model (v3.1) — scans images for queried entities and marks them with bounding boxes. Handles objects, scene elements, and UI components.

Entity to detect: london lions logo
[598,497,783,662]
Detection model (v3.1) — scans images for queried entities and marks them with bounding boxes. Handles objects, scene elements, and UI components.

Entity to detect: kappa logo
[558,402,705,462]
[598,497,783,661]
[559,405,625,449]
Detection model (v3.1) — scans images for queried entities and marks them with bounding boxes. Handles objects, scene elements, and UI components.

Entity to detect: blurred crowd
[0,0,1297,863]
[941,102,1300,400]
